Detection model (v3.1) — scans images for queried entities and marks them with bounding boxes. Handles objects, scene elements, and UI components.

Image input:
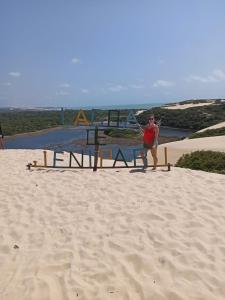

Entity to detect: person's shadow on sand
[129,168,146,173]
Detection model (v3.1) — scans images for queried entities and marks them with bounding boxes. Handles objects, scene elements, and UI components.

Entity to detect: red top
[143,126,156,144]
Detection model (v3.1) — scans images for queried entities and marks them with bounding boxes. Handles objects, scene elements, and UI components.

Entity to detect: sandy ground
[163,102,214,110]
[0,149,225,300]
[158,135,225,165]
[197,122,225,133]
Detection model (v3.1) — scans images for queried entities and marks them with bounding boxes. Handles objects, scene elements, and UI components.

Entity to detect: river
[4,126,194,161]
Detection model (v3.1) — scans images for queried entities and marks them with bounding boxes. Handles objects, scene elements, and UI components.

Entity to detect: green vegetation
[0,109,139,136]
[189,127,225,139]
[90,109,134,123]
[137,104,225,130]
[1,101,224,136]
[175,151,225,174]
[0,110,75,136]
[104,128,139,138]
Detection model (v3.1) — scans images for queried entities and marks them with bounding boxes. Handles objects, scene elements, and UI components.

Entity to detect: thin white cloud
[108,85,128,92]
[60,83,70,88]
[187,69,225,83]
[9,72,21,77]
[2,82,12,86]
[56,90,70,96]
[213,69,225,80]
[81,89,89,93]
[130,84,144,89]
[187,75,214,83]
[72,57,81,64]
[153,80,175,88]
[158,59,165,65]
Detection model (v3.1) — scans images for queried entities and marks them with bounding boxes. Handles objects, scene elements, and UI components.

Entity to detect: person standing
[142,115,159,169]
[0,124,5,149]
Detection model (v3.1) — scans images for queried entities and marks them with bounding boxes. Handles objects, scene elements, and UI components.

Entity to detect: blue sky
[0,0,225,107]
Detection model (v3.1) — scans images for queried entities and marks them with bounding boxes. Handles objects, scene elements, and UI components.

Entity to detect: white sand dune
[0,149,225,300]
[135,110,146,115]
[158,135,225,165]
[197,121,225,133]
[163,102,214,110]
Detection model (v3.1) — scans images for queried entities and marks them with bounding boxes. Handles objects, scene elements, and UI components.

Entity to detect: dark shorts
[143,143,153,149]
[143,141,158,149]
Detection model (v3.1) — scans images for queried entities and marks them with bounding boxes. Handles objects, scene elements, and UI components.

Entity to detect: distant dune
[163,102,215,110]
[158,135,225,164]
[197,121,225,132]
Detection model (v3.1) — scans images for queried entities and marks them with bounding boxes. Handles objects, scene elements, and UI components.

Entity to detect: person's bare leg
[150,148,158,170]
[0,138,4,149]
[142,148,148,169]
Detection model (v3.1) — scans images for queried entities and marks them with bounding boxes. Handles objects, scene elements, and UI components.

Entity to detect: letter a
[73,109,90,126]
[126,110,138,126]
[113,149,128,167]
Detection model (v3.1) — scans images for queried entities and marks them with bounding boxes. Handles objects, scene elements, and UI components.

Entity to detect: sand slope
[158,135,225,164]
[0,150,225,300]
[163,102,214,110]
[197,121,225,133]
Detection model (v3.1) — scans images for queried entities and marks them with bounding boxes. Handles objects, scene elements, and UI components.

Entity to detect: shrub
[104,128,139,138]
[175,151,225,174]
